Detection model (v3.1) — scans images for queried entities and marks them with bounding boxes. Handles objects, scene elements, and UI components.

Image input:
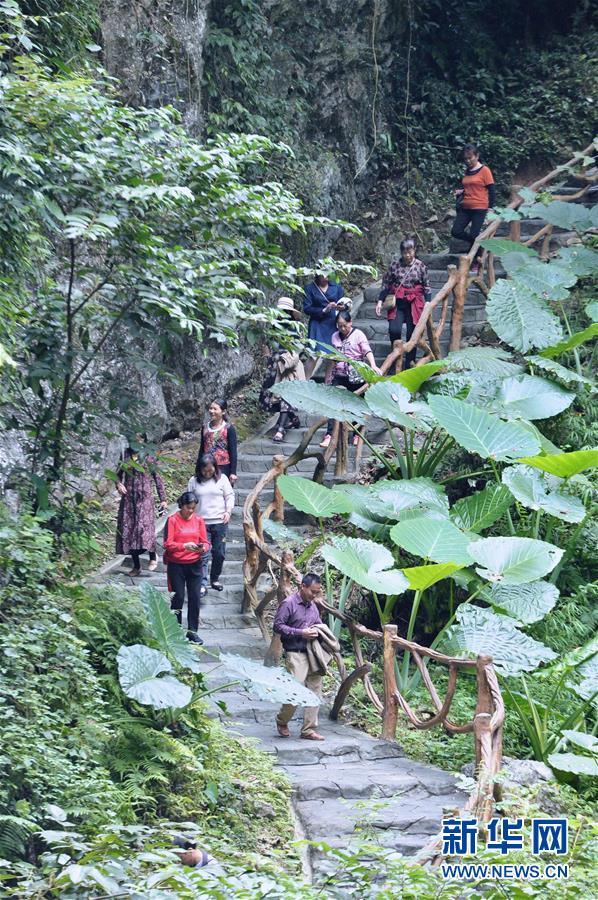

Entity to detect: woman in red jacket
[163,491,209,644]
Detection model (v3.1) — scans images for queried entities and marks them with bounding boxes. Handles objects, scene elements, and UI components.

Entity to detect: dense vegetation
[0,0,596,897]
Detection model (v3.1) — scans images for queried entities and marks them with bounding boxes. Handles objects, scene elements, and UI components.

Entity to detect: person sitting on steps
[274,573,327,741]
[375,238,431,371]
[259,296,306,443]
[320,309,381,449]
[451,143,496,275]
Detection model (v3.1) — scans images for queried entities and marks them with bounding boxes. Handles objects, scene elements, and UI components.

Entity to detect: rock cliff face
[96,0,398,457]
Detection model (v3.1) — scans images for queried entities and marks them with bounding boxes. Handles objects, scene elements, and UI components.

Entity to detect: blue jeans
[201,522,227,586]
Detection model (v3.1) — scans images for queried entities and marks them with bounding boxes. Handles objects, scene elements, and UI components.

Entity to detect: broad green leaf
[538,323,598,359]
[117,645,192,709]
[510,260,576,300]
[480,238,536,258]
[219,654,321,706]
[444,346,523,377]
[401,562,462,590]
[526,355,595,388]
[486,279,563,352]
[502,465,586,523]
[428,395,540,461]
[517,450,598,477]
[262,518,304,545]
[450,484,513,532]
[364,381,430,430]
[390,516,476,565]
[486,580,559,625]
[370,477,449,517]
[527,200,597,233]
[319,349,380,384]
[547,753,598,777]
[140,583,202,672]
[467,536,563,584]
[270,380,368,423]
[386,360,446,394]
[322,536,409,595]
[277,475,353,518]
[443,605,556,675]
[560,730,598,753]
[498,373,575,422]
[556,245,598,277]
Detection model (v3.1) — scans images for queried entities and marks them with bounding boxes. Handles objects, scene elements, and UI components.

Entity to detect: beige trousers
[276,651,323,735]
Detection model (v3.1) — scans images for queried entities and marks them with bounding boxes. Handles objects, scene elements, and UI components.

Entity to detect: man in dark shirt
[274,573,325,741]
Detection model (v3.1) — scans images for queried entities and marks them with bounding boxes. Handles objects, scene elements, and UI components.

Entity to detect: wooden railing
[242,141,594,842]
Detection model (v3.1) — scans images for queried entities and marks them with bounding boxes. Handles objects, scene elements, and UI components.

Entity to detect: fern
[0,814,36,860]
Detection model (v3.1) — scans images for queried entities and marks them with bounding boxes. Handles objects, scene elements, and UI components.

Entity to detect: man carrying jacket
[274,572,326,741]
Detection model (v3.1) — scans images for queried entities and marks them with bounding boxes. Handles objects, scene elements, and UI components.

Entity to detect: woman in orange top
[451,144,496,274]
[163,491,209,644]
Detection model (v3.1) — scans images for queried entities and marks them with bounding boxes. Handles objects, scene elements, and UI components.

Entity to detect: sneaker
[210,581,224,592]
[148,559,158,572]
[186,631,204,645]
[273,431,284,443]
[128,567,141,578]
[199,586,207,598]
[319,434,332,448]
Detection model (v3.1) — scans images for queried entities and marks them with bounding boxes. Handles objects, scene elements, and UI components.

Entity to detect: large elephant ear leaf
[277,475,354,518]
[480,237,537,258]
[402,562,462,591]
[555,245,598,277]
[371,477,449,518]
[516,449,598,478]
[386,360,446,394]
[538,323,598,359]
[527,200,596,233]
[322,536,408,595]
[502,465,586,523]
[509,258,577,301]
[444,345,523,377]
[450,484,513,532]
[486,279,563,352]
[140,583,203,672]
[467,536,563,584]
[390,516,477,566]
[442,605,556,675]
[547,753,598,777]
[496,375,575,421]
[485,580,559,625]
[117,645,192,709]
[219,654,322,706]
[526,355,596,388]
[270,380,368,423]
[364,381,431,430]
[428,395,540,461]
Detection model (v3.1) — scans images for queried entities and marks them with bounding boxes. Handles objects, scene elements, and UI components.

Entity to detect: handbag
[381,261,417,312]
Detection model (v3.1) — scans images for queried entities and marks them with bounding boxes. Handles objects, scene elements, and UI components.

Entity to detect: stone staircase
[91,420,467,879]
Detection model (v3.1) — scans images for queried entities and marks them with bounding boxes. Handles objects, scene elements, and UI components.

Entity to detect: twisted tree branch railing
[242,143,593,853]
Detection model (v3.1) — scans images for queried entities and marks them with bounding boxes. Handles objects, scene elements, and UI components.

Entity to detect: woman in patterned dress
[195,399,237,484]
[116,436,168,577]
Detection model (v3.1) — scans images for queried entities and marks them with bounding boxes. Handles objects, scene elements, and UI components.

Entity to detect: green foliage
[322,536,409,595]
[0,54,356,497]
[276,474,354,518]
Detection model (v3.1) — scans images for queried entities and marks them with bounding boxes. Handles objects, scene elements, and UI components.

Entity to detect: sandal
[273,431,285,443]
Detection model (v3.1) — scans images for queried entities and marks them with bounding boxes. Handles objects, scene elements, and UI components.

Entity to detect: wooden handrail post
[509,185,522,242]
[382,624,399,741]
[271,454,285,522]
[449,255,470,351]
[473,654,494,823]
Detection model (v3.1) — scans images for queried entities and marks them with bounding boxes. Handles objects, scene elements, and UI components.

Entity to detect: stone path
[92,405,467,878]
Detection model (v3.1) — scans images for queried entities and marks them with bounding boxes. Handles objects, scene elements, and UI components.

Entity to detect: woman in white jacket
[187,454,235,594]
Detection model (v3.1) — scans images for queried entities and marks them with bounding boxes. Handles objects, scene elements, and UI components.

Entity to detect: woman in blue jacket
[303,273,345,378]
